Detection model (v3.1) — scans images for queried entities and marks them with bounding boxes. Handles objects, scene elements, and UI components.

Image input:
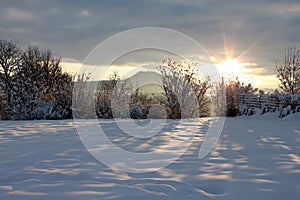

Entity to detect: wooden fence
[237,94,300,111]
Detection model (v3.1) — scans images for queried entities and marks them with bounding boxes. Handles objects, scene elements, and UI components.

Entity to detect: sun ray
[208,23,259,79]
[236,40,259,60]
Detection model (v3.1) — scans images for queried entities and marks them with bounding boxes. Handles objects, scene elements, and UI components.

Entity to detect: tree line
[1,40,299,120]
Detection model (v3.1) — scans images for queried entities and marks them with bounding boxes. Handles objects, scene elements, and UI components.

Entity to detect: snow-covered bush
[147,104,167,119]
[157,59,210,119]
[277,94,300,117]
[129,104,150,119]
[10,46,73,120]
[238,91,300,118]
[95,72,133,119]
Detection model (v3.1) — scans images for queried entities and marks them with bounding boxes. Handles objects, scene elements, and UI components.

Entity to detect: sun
[217,58,241,77]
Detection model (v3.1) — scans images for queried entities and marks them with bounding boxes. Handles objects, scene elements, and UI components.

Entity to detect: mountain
[76,71,164,96]
[125,71,164,95]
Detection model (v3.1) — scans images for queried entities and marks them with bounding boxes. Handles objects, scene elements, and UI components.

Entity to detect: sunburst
[217,58,241,77]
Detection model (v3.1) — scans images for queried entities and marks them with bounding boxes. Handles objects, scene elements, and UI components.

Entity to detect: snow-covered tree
[10,46,72,120]
[0,40,22,119]
[210,78,226,117]
[224,77,258,117]
[157,59,210,119]
[95,72,120,118]
[72,73,95,119]
[275,45,300,95]
[95,71,134,118]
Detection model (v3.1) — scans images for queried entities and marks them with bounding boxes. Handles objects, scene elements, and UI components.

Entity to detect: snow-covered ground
[0,114,299,199]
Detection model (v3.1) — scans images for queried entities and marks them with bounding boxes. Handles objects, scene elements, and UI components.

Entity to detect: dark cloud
[0,0,299,79]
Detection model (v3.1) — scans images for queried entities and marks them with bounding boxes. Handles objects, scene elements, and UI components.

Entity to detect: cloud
[0,0,299,88]
[2,7,38,22]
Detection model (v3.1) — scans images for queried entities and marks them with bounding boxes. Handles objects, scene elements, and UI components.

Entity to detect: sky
[1,0,300,89]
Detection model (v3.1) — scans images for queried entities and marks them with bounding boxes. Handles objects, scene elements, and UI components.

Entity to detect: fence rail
[237,94,300,112]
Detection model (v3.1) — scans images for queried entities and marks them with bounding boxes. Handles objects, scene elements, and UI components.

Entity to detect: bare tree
[0,40,22,119]
[276,45,300,94]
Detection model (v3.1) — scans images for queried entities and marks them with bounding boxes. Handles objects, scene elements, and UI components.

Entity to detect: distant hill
[80,71,164,96]
[125,71,164,95]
